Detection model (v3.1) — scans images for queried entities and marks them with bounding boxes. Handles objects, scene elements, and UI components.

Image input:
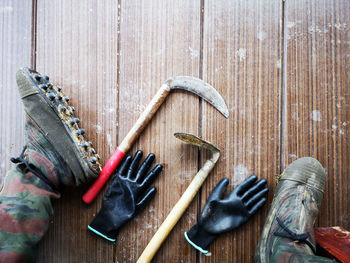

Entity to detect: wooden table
[1,0,349,262]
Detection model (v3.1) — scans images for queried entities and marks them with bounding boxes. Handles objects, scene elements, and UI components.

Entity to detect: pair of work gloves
[89,151,268,254]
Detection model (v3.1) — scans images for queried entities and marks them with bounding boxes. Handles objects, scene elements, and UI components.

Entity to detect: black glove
[88,150,163,242]
[185,175,268,254]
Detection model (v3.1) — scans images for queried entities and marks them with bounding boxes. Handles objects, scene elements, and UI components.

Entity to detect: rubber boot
[0,68,101,262]
[255,157,334,263]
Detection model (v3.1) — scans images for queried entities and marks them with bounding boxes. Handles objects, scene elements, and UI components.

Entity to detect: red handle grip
[82,148,126,204]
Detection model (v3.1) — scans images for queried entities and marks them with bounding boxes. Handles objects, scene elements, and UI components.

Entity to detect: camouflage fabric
[0,68,103,262]
[0,119,67,262]
[255,157,334,262]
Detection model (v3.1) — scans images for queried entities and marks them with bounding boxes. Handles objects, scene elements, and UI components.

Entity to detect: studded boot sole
[16,67,101,185]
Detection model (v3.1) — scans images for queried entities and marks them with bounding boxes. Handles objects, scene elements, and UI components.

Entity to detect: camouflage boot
[0,68,101,262]
[255,157,334,263]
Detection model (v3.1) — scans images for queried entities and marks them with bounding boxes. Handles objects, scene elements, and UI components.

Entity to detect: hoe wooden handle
[137,159,216,263]
[83,84,170,204]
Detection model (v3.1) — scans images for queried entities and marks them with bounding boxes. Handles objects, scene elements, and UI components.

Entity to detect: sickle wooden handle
[82,148,126,203]
[83,84,170,203]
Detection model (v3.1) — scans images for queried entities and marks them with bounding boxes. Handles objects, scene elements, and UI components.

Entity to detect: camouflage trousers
[271,243,334,262]
[0,163,58,263]
[0,119,72,263]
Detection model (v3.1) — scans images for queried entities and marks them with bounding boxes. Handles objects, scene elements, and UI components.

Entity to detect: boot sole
[16,67,101,185]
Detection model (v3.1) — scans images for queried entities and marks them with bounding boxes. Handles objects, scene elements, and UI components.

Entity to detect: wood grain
[284,0,350,230]
[200,1,282,262]
[117,1,201,262]
[0,1,32,183]
[315,227,350,262]
[1,0,350,262]
[35,0,118,262]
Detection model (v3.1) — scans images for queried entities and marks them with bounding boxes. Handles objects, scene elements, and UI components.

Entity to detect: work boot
[15,67,101,186]
[255,157,334,262]
[0,68,102,262]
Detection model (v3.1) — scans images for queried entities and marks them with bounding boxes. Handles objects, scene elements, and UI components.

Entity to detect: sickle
[83,76,228,203]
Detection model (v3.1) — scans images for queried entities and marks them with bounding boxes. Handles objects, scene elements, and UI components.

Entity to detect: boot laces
[11,146,59,192]
[274,216,316,254]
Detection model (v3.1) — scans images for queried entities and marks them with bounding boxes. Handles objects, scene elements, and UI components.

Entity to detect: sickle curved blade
[166,76,229,118]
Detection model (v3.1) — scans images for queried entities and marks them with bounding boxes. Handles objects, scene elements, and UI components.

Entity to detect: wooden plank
[35,0,118,262]
[315,227,350,262]
[117,0,201,262]
[0,1,32,183]
[284,0,350,230]
[4,1,348,262]
[201,1,282,262]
